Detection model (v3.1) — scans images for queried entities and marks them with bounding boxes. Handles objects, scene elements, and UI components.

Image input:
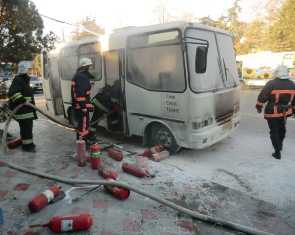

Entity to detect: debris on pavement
[141,144,164,158]
[151,150,170,162]
[1,116,295,235]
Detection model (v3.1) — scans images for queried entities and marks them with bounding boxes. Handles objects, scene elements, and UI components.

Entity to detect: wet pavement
[0,90,295,234]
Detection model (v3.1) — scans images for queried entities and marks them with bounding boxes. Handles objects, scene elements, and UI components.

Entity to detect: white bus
[42,22,240,152]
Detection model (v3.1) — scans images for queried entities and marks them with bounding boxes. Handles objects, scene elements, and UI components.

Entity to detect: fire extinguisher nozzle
[29,223,48,228]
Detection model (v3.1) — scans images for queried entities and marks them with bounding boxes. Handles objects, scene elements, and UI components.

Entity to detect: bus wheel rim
[155,129,172,147]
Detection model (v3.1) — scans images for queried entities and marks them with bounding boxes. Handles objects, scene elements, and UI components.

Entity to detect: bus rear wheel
[147,123,180,154]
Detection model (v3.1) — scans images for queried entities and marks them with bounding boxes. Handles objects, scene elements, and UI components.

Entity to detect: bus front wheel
[147,123,180,154]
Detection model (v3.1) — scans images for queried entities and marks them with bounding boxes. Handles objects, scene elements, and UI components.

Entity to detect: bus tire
[146,123,180,154]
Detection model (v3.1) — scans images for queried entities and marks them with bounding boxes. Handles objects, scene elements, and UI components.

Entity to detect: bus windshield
[185,28,239,92]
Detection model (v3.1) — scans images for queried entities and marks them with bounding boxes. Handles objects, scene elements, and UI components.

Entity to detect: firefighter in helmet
[256,65,295,159]
[8,61,37,152]
[71,57,95,141]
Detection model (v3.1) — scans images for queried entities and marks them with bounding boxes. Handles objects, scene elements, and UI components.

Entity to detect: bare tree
[153,0,170,24]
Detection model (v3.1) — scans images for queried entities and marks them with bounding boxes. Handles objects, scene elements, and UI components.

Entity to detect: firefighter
[71,58,94,141]
[89,79,121,133]
[256,65,295,159]
[8,61,37,152]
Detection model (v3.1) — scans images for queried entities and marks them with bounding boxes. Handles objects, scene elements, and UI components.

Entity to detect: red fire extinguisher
[104,179,130,200]
[98,166,118,180]
[30,213,93,233]
[122,162,149,178]
[141,144,164,158]
[107,148,123,161]
[28,185,62,213]
[7,137,22,149]
[90,143,102,169]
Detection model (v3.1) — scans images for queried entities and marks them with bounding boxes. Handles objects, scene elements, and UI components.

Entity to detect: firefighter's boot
[22,143,36,153]
[272,151,281,160]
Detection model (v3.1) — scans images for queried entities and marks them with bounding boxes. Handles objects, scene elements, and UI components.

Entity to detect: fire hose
[0,103,273,235]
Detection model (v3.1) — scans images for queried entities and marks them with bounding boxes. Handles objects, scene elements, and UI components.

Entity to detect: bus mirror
[195,46,208,74]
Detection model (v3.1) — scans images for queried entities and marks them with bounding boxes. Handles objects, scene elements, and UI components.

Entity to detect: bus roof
[109,21,231,50]
[61,37,101,51]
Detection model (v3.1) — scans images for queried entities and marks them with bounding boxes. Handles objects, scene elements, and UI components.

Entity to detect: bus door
[42,52,64,115]
[103,49,126,133]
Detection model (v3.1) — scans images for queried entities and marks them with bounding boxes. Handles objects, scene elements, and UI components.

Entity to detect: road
[167,88,295,210]
[34,89,295,209]
[1,89,294,234]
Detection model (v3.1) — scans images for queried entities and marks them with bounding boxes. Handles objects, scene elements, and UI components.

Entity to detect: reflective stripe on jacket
[8,74,37,120]
[71,69,92,110]
[256,78,295,119]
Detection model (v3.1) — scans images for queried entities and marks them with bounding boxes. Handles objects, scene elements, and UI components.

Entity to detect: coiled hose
[0,103,273,235]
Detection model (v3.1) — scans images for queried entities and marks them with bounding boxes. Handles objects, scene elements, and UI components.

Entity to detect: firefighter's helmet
[79,58,93,68]
[273,65,290,80]
[17,61,33,74]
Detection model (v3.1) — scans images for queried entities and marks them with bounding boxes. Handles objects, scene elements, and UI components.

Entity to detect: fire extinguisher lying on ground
[28,185,62,213]
[30,213,93,233]
[104,179,130,200]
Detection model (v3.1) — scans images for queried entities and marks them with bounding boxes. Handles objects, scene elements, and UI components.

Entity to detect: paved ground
[0,89,295,235]
[168,89,295,209]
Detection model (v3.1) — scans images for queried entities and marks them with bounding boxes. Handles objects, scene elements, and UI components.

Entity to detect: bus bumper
[187,116,240,149]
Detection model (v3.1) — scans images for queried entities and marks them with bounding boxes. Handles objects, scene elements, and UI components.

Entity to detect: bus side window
[195,46,208,74]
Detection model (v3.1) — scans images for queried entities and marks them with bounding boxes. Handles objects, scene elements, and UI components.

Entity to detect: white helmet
[17,61,33,74]
[273,65,290,80]
[79,57,93,68]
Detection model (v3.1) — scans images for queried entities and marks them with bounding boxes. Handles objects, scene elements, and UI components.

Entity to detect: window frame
[184,26,238,94]
[59,55,79,81]
[78,43,103,81]
[103,50,121,87]
[126,28,187,94]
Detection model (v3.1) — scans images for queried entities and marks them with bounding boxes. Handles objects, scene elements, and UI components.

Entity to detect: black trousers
[18,119,33,145]
[267,118,286,152]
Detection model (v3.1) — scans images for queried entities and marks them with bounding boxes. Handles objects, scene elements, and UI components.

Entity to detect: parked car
[30,75,43,93]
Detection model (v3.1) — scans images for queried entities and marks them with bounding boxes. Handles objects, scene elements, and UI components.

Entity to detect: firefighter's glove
[256,105,262,113]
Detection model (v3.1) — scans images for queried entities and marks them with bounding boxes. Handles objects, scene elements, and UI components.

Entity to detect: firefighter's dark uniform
[71,68,93,140]
[89,80,121,132]
[256,76,295,159]
[8,74,37,150]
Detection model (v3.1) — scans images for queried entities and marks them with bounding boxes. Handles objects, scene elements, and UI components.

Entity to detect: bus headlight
[192,117,213,129]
